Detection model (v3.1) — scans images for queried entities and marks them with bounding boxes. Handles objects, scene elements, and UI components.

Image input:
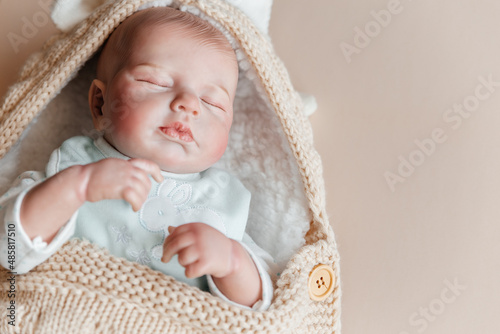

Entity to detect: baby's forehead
[124,9,233,49]
[98,8,237,82]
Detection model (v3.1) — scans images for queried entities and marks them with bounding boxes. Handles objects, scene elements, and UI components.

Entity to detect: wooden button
[308,264,335,301]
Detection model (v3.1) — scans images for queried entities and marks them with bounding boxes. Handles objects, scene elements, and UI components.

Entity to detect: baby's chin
[103,134,224,174]
[153,144,227,174]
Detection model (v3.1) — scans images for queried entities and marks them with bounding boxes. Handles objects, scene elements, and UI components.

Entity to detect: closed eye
[202,99,225,112]
[137,79,170,88]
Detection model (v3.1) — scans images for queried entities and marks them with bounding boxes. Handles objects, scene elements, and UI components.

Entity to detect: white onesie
[0,136,273,310]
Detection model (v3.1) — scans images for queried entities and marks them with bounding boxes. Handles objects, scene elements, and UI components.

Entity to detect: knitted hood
[0,1,341,333]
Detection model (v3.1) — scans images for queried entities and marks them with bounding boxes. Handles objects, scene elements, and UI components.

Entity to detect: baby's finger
[164,224,193,244]
[126,171,152,197]
[166,222,198,237]
[185,260,209,279]
[126,173,152,206]
[129,158,163,183]
[162,231,196,263]
[164,225,179,244]
[177,245,200,267]
[122,187,145,212]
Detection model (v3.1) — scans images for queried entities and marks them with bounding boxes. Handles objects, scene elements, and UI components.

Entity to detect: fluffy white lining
[0,1,310,275]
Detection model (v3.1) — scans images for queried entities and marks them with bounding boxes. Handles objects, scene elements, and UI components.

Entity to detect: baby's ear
[88,79,106,130]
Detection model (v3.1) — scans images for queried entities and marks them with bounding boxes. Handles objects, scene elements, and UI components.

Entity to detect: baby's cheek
[110,83,147,117]
[106,108,140,140]
[209,132,230,161]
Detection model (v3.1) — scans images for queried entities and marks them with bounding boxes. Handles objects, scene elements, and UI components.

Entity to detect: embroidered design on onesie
[110,225,131,244]
[139,178,225,260]
[127,248,151,265]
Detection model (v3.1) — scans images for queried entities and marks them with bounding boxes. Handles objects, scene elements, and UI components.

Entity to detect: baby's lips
[160,122,193,142]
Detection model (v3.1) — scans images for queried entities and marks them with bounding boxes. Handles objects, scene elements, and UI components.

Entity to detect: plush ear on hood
[50,0,273,34]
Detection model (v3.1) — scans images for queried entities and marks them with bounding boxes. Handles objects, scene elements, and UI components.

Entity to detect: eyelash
[202,99,225,112]
[138,79,169,88]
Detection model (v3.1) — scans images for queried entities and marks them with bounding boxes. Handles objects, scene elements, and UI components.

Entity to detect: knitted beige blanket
[0,0,341,332]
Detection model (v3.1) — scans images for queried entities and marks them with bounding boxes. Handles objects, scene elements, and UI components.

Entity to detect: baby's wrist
[212,239,242,279]
[71,164,91,204]
[210,240,262,307]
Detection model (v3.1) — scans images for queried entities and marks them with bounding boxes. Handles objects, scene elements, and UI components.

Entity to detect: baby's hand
[161,223,235,279]
[163,223,263,307]
[82,158,163,211]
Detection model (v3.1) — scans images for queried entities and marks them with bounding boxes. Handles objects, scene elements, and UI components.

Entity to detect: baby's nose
[170,92,199,117]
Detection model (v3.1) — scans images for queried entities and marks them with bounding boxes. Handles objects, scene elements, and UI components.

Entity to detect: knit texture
[0,0,341,332]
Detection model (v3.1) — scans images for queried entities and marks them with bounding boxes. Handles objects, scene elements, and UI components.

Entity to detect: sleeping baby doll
[0,6,273,310]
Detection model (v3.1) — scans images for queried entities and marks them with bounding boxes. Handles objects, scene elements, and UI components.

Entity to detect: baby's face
[94,22,238,173]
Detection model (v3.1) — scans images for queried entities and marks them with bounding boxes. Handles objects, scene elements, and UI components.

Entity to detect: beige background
[1,1,499,333]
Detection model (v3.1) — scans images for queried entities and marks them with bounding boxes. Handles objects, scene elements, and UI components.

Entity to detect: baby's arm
[21,158,163,243]
[162,223,262,308]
